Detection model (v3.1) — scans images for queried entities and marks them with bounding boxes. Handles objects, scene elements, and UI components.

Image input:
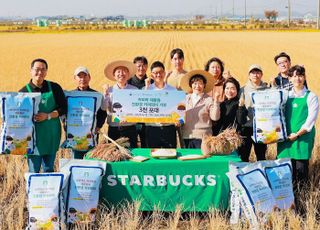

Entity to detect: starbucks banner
[86,148,241,211]
[111,89,186,124]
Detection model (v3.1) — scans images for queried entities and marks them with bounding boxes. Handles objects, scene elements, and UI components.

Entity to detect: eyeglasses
[277,60,289,66]
[32,68,47,72]
[151,71,164,75]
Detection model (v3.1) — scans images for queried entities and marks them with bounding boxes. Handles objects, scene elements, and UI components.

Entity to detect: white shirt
[288,87,319,132]
[144,83,176,91]
[104,83,138,127]
[144,83,177,126]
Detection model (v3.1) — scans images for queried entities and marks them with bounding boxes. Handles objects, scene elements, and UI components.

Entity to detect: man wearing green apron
[19,58,67,173]
[277,65,318,186]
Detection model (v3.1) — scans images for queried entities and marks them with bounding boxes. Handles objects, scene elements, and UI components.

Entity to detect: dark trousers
[291,159,309,188]
[238,127,267,162]
[291,159,309,215]
[184,139,202,149]
[108,125,137,148]
[73,150,87,159]
[136,123,146,148]
[27,154,56,173]
[145,125,177,148]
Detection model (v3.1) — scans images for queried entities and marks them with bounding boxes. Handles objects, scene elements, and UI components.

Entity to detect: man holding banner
[103,60,138,148]
[144,61,179,148]
[128,56,152,147]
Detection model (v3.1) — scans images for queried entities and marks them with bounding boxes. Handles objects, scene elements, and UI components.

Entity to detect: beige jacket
[166,69,188,90]
[182,93,220,139]
[207,76,226,103]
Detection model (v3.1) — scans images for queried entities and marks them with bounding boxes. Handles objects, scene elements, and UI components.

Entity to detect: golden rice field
[1,31,320,91]
[0,31,320,229]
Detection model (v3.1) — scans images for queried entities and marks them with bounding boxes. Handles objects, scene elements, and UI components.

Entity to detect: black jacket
[212,97,240,135]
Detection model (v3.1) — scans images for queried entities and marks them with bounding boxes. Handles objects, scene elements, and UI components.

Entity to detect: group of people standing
[20,49,318,187]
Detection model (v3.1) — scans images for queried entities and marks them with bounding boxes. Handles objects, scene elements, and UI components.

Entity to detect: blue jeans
[27,154,56,173]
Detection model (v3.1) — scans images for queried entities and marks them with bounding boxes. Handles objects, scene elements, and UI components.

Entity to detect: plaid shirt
[274,73,308,91]
[274,74,293,90]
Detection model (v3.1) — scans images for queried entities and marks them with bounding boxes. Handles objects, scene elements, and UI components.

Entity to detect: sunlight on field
[0,31,320,93]
[0,31,320,229]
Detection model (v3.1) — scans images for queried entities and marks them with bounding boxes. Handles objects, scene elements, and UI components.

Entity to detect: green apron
[27,81,61,156]
[277,91,315,160]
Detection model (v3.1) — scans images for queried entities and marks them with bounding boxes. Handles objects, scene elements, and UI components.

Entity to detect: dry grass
[0,144,319,229]
[1,31,320,229]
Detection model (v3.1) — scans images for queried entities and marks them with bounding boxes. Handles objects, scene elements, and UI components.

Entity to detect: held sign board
[112,89,186,123]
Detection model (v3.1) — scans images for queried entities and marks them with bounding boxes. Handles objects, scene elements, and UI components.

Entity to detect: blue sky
[0,0,317,18]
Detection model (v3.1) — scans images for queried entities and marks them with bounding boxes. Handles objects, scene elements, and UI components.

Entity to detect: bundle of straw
[201,128,242,156]
[88,137,132,162]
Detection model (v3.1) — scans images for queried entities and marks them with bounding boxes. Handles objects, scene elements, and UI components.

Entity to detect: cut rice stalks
[87,136,132,162]
[201,128,242,156]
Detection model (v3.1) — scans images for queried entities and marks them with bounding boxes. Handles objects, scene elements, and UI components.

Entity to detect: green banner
[86,149,241,211]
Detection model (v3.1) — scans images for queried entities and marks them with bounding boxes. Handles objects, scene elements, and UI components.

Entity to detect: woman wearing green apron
[19,59,67,173]
[277,65,318,186]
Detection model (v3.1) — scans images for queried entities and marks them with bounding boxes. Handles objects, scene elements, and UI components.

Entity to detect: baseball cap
[74,66,90,76]
[248,64,262,73]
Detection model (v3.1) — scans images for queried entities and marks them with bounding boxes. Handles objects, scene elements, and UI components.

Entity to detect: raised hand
[213,92,220,102]
[269,77,276,88]
[102,84,109,96]
[145,78,151,89]
[239,93,245,106]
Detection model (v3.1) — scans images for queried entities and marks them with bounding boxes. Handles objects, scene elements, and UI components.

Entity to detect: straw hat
[179,70,215,93]
[104,60,136,81]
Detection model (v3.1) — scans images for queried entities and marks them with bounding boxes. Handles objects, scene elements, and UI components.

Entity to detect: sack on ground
[60,159,106,224]
[228,162,250,225]
[259,158,294,210]
[25,172,69,230]
[227,162,277,227]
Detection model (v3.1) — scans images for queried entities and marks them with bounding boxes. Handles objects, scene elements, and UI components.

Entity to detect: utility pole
[287,0,291,27]
[216,5,218,20]
[221,0,223,18]
[317,0,320,29]
[233,0,235,18]
[244,0,247,27]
